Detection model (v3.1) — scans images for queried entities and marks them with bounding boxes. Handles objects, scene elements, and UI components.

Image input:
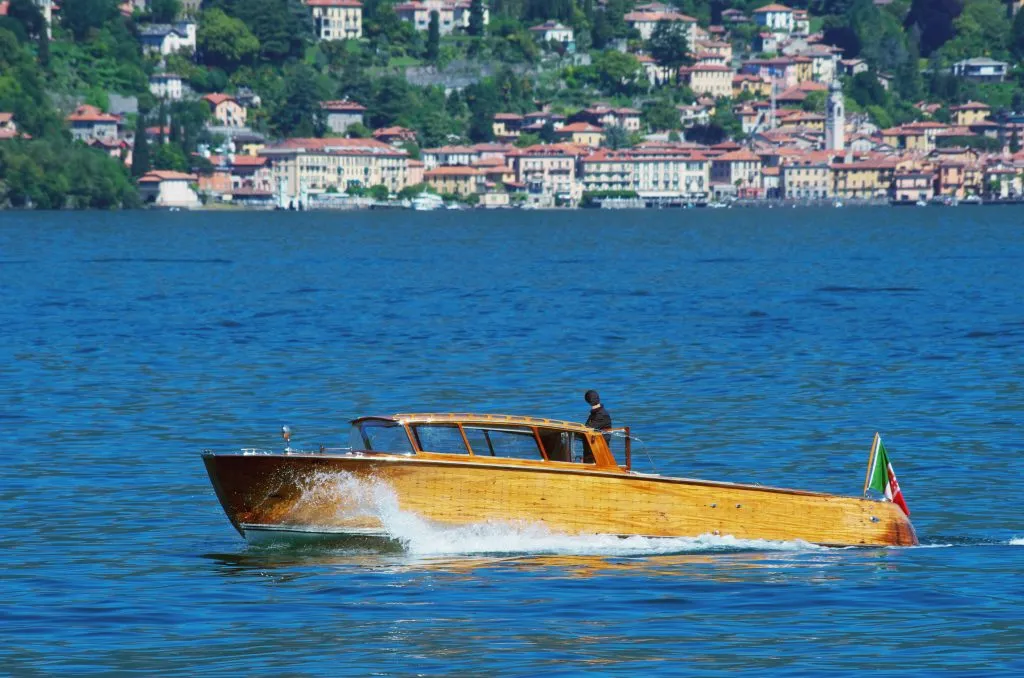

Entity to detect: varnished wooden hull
[202,452,918,547]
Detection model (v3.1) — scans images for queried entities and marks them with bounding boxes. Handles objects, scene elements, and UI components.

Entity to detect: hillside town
[3,0,1024,209]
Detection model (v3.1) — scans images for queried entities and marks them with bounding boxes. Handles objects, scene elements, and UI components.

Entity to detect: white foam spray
[1010,537,1024,546]
[293,471,823,557]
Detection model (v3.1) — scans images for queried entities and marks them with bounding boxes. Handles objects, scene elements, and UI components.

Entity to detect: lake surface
[1,207,1022,675]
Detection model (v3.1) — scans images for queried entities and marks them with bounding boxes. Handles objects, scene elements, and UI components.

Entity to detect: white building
[529,20,574,51]
[149,73,184,101]
[306,0,363,40]
[393,0,488,36]
[137,170,201,208]
[138,22,197,56]
[752,3,794,33]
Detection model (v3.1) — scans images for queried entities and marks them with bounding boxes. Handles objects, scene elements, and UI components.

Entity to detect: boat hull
[202,453,918,547]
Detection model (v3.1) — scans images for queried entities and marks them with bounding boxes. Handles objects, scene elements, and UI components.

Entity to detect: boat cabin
[348,413,631,470]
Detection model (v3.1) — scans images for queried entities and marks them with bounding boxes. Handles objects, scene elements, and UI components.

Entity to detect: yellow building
[555,122,605,147]
[880,122,948,152]
[423,166,482,195]
[306,0,363,40]
[492,113,524,142]
[261,137,409,199]
[830,159,896,199]
[732,74,771,98]
[685,64,734,99]
[950,101,991,126]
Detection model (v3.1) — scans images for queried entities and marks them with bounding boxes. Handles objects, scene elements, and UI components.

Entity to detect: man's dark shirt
[586,405,612,431]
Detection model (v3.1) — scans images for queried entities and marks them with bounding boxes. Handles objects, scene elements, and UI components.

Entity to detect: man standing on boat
[584,390,612,463]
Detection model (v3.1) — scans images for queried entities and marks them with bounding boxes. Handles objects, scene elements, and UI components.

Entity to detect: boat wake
[285,471,824,557]
[1011,538,1024,546]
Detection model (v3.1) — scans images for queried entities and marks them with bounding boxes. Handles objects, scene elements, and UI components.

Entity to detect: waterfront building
[580,148,710,200]
[305,0,363,40]
[984,165,1022,198]
[423,166,483,195]
[137,170,201,208]
[893,171,935,202]
[260,137,409,202]
[830,158,897,200]
[508,144,585,206]
[711,149,763,197]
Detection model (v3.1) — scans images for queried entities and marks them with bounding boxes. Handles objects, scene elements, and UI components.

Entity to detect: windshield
[350,421,414,453]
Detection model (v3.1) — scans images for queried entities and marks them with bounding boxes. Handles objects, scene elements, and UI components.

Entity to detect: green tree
[648,20,691,73]
[368,184,390,200]
[233,0,312,62]
[132,112,151,178]
[588,50,645,97]
[148,0,182,23]
[62,0,119,41]
[469,0,485,37]
[152,143,190,172]
[198,9,260,71]
[642,99,682,131]
[270,63,327,137]
[6,0,44,37]
[426,10,440,61]
[1013,10,1024,61]
[937,0,1009,62]
[601,125,631,149]
[904,0,962,57]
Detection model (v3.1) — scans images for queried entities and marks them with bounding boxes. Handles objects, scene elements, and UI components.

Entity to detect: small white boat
[411,193,444,211]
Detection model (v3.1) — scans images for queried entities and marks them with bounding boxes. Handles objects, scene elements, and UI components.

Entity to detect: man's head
[584,390,600,406]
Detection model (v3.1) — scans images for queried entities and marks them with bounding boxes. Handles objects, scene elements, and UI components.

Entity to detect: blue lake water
[1,207,1022,675]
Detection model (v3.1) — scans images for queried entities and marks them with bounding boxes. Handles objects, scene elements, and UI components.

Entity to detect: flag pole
[863,432,879,496]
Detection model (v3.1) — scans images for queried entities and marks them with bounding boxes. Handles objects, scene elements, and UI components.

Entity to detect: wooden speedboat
[202,413,918,547]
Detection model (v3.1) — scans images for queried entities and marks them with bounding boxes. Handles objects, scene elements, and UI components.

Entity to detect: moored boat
[202,413,918,547]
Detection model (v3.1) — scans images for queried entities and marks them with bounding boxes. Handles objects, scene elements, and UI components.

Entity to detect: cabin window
[412,424,469,454]
[463,427,494,455]
[353,421,413,453]
[479,427,544,461]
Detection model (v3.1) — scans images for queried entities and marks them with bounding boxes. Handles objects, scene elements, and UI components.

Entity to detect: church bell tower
[826,79,845,151]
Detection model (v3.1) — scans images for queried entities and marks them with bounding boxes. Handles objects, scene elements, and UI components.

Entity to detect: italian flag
[868,434,910,516]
